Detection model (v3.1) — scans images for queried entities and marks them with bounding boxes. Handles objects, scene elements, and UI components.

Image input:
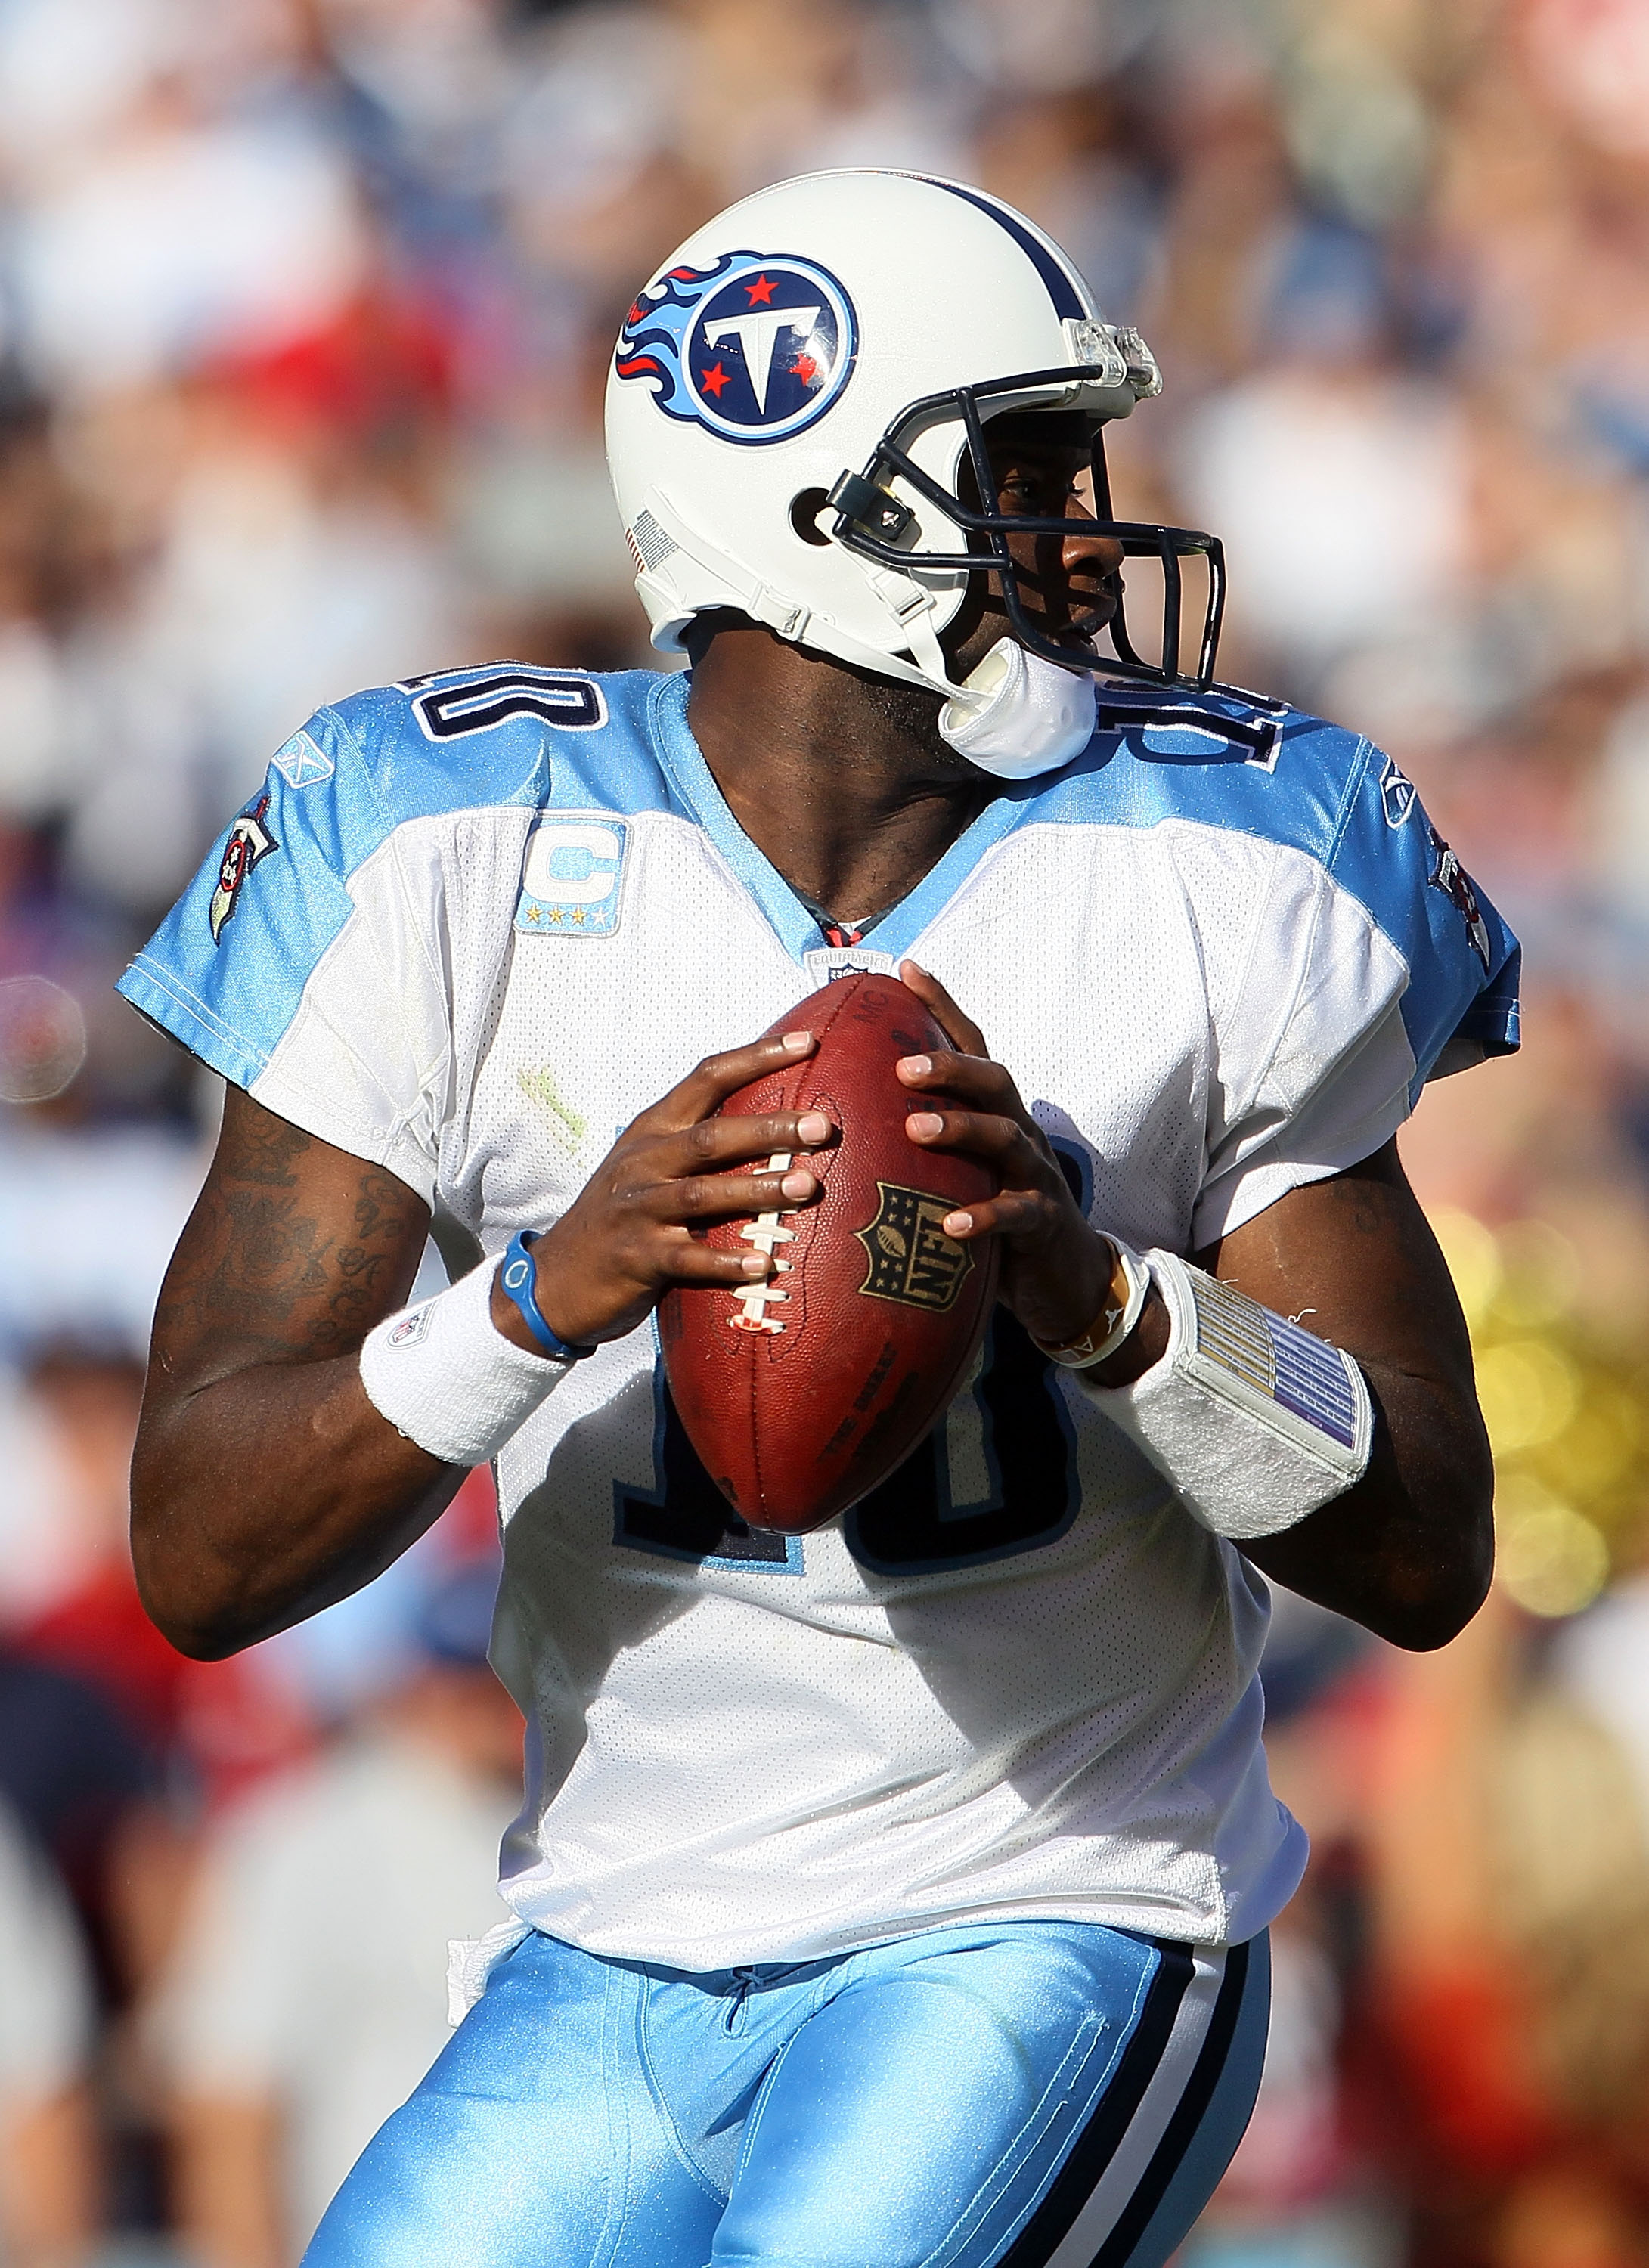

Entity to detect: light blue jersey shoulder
[116,665,681,1088]
[324,663,687,826]
[118,663,1519,1109]
[1012,683,1521,1092]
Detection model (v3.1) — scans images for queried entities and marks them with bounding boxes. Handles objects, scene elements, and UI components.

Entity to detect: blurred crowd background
[1,0,1648,2265]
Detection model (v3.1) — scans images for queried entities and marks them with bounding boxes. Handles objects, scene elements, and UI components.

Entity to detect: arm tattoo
[153,1098,429,1383]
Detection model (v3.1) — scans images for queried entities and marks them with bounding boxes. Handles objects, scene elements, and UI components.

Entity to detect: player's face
[948,429,1124,677]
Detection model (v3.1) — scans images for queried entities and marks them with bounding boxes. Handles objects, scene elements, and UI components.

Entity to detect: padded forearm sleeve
[1079,1249,1373,1540]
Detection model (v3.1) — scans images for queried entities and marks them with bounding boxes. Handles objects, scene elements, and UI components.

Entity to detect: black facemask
[826,371,1231,693]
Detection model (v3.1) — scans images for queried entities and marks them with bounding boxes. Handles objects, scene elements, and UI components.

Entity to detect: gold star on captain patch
[526,907,542,925]
[571,906,587,926]
[548,907,564,925]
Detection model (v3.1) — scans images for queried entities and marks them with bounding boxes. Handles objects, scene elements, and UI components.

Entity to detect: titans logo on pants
[614,251,857,445]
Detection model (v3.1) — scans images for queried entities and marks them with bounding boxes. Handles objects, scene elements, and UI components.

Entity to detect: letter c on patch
[524,822,625,907]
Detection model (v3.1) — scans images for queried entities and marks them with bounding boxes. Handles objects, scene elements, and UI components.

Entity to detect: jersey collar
[646,672,1041,971]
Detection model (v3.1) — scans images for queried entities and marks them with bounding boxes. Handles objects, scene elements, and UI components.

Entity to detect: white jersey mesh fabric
[119,664,1520,1969]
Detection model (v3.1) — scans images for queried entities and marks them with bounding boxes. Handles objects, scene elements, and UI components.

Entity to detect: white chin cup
[937,638,1098,780]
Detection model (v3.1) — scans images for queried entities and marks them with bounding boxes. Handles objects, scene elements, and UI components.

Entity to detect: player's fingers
[904,1105,1046,1174]
[898,1051,1059,1169]
[897,961,990,1058]
[656,1238,782,1288]
[644,1109,835,1179]
[894,1047,1024,1115]
[935,1188,1056,1242]
[640,1164,820,1222]
[638,1030,818,1132]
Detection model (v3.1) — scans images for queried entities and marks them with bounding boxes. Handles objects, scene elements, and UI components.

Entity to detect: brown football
[659,972,1000,1534]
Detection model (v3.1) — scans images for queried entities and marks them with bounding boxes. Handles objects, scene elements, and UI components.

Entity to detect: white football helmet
[604,169,1226,773]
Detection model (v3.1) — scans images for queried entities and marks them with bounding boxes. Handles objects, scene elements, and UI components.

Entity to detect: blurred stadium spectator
[0,1796,97,2268]
[0,0,1645,2260]
[147,1563,522,2268]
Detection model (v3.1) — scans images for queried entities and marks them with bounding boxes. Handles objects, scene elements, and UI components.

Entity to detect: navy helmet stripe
[903,175,1086,320]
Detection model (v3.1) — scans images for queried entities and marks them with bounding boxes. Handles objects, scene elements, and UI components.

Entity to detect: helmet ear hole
[789,488,832,547]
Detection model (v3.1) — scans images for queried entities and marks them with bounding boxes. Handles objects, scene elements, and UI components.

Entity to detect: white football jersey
[121,665,1519,1969]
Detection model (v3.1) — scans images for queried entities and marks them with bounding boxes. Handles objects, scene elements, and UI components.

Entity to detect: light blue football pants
[303,1919,1270,2268]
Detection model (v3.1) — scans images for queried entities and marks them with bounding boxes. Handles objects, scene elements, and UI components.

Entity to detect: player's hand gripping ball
[660,974,1000,1532]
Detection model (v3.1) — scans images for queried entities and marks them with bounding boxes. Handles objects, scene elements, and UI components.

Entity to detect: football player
[122,172,1516,2268]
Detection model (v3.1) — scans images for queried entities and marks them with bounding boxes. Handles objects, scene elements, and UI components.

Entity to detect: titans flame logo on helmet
[615,250,857,445]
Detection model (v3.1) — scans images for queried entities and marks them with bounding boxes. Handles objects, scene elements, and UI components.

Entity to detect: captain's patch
[516,814,630,937]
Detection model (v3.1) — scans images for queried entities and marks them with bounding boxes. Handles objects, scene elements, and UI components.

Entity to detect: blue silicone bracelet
[497,1232,596,1363]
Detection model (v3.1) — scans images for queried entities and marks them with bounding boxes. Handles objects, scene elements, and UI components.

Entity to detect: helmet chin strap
[850,560,1099,779]
[937,637,1097,780]
[641,487,1096,779]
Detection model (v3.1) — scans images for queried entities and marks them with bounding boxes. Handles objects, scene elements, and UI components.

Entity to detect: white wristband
[1079,1249,1373,1540]
[360,1251,571,1467]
